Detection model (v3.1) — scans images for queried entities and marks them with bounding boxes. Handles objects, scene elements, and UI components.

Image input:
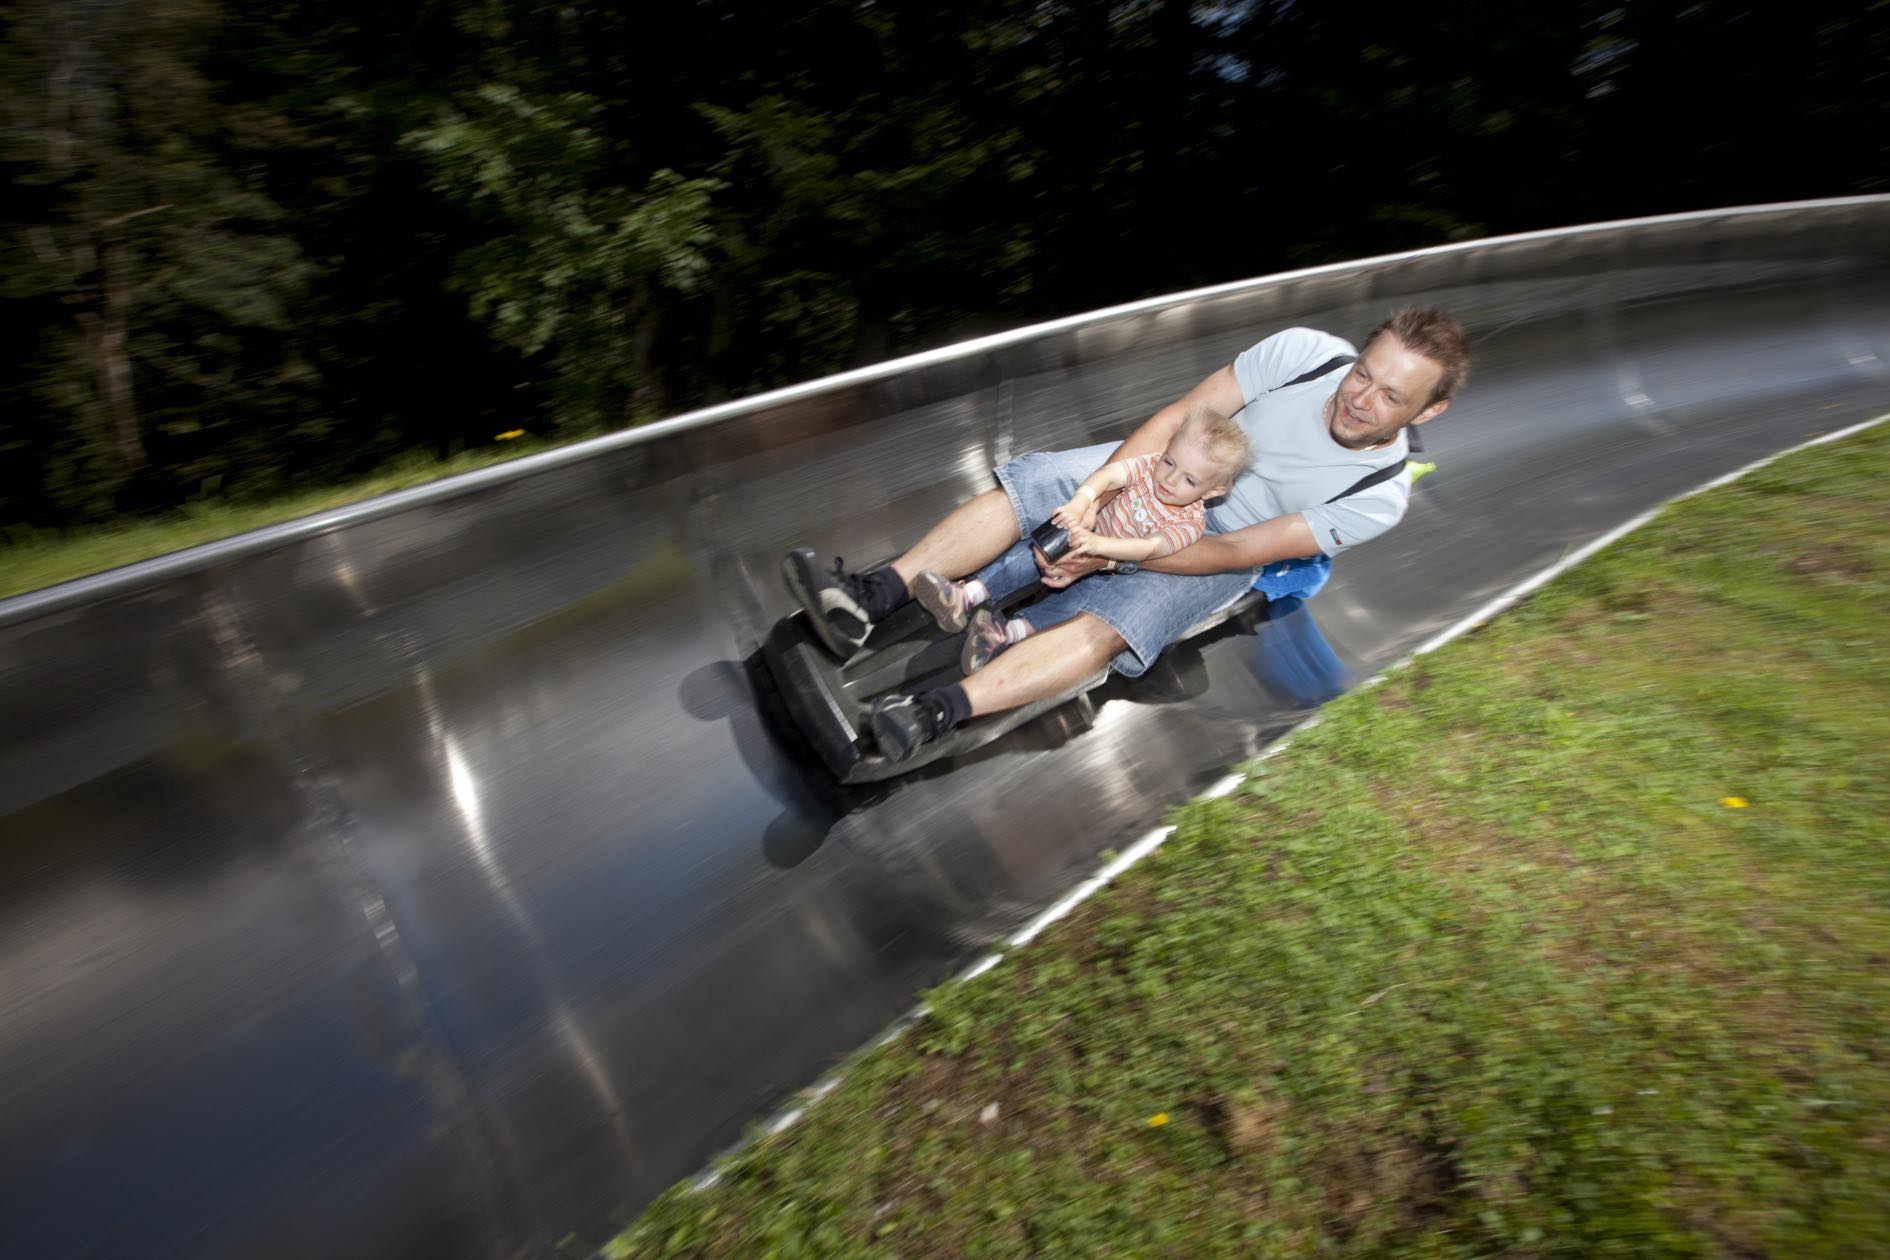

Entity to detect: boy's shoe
[869,693,944,762]
[782,549,874,659]
[911,570,970,632]
[961,607,1013,675]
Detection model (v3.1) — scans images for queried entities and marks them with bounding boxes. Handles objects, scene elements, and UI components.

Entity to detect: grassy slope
[614,422,1890,1259]
[0,440,556,600]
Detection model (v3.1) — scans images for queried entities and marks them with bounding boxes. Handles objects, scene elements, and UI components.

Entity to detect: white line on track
[686,408,1890,1195]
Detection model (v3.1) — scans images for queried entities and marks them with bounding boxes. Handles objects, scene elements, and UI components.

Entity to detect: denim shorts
[989,445,1256,677]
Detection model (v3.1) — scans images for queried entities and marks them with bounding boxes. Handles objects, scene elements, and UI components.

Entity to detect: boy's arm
[1065,526,1163,563]
[1051,460,1133,528]
[1081,461,1134,498]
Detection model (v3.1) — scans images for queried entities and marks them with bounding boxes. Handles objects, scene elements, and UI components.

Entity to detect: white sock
[1004,618,1033,644]
[960,578,989,609]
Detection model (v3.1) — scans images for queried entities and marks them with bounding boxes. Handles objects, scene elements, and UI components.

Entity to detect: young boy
[910,404,1251,674]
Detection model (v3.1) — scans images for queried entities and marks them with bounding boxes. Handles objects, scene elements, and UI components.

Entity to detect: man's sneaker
[911,570,971,633]
[782,549,873,659]
[961,607,1013,675]
[869,693,942,762]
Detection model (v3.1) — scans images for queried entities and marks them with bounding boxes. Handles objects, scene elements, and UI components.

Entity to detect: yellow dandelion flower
[1720,796,1749,809]
[1147,1112,1169,1128]
[495,429,526,441]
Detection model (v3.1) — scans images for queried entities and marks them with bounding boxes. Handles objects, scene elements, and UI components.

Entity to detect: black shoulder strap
[1326,459,1407,504]
[1276,354,1355,391]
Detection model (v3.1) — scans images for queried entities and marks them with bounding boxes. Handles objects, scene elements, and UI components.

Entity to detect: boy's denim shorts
[991,445,1257,678]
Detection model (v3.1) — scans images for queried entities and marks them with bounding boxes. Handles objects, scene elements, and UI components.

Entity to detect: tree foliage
[3,0,316,516]
[408,84,721,426]
[2,0,1884,530]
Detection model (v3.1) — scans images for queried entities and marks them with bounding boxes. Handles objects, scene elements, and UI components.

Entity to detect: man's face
[1328,334,1451,450]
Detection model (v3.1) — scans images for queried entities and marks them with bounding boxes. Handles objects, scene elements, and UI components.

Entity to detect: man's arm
[1116,327,1349,464]
[1141,513,1321,575]
[1104,364,1246,464]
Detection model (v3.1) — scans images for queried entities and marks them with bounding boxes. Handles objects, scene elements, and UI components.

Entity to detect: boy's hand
[1050,496,1098,530]
[1065,524,1100,558]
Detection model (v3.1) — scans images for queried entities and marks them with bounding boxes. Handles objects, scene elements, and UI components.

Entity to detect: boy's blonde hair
[1175,404,1251,488]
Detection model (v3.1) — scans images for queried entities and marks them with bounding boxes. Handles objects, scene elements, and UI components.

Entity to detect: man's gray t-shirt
[1210,326,1412,557]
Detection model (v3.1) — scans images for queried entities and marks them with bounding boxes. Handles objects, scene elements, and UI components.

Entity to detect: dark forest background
[3,0,1885,531]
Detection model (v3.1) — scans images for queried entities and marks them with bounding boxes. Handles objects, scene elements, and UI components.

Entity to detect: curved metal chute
[2,198,1886,1256]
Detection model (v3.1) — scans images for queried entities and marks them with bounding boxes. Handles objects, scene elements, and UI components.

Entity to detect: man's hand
[1035,544,1107,588]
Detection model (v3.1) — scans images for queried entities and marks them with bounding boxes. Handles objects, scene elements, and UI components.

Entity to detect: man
[783,307,1473,761]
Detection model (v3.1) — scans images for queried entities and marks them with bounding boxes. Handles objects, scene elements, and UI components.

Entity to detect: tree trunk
[93,239,145,470]
[629,298,665,422]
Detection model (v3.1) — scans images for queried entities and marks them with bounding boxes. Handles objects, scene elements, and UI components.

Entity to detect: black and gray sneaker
[869,693,944,762]
[782,549,874,659]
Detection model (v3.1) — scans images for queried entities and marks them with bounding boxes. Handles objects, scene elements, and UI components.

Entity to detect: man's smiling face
[1327,334,1451,450]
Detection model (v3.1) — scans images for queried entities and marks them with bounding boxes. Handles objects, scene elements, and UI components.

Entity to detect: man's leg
[869,613,1122,759]
[868,563,1257,761]
[960,613,1122,716]
[888,489,1020,588]
[785,444,1111,659]
[784,490,1021,659]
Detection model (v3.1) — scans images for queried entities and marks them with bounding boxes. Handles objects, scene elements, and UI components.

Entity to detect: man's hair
[1175,404,1251,486]
[1364,307,1473,405]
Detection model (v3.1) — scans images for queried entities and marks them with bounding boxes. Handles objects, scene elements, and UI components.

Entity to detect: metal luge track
[2,198,1887,1257]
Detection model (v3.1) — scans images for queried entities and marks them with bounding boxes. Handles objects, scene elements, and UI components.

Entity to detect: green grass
[0,438,559,600]
[612,421,1890,1259]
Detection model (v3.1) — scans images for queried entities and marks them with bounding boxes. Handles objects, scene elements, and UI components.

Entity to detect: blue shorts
[989,445,1257,678]
[1251,552,1332,602]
